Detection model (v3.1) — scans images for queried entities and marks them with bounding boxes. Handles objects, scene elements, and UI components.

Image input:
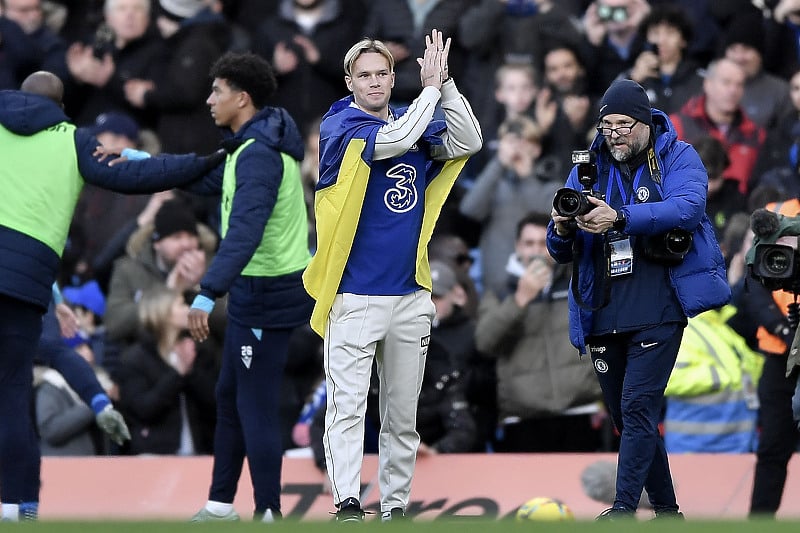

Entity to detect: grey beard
[608,139,645,162]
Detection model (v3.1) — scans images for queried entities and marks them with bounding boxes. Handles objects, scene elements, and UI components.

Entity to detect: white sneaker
[190,507,240,522]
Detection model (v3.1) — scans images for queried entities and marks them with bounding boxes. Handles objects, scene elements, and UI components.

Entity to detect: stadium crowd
[2,0,800,520]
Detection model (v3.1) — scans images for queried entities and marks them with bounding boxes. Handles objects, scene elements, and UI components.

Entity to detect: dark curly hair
[639,4,694,46]
[209,52,277,109]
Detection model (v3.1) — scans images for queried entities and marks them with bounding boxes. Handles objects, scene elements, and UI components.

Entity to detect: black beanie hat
[723,14,765,56]
[598,79,652,126]
[153,200,198,241]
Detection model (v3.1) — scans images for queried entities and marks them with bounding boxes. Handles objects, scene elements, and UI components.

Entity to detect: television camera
[747,208,800,335]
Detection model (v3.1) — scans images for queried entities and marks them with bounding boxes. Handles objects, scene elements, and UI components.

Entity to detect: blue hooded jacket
[0,89,221,310]
[546,109,730,353]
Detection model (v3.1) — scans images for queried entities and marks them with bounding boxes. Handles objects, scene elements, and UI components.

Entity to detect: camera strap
[647,146,661,184]
[570,235,611,311]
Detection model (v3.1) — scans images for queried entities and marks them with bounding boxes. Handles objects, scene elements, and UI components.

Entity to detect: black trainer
[381,508,406,522]
[653,509,685,520]
[335,497,365,523]
[596,507,635,521]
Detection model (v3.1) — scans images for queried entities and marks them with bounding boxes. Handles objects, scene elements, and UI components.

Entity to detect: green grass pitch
[17,518,800,532]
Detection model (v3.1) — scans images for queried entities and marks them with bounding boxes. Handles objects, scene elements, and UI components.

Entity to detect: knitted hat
[62,280,106,317]
[158,0,205,19]
[153,200,198,241]
[598,79,652,126]
[430,260,458,297]
[724,14,765,55]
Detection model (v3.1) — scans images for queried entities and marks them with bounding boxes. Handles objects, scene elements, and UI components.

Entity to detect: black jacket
[253,0,359,135]
[143,11,231,154]
[115,336,217,454]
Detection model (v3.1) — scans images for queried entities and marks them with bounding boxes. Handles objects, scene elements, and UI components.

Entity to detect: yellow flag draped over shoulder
[302,98,468,337]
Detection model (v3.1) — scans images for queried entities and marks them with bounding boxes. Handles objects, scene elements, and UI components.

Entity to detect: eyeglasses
[596,120,639,137]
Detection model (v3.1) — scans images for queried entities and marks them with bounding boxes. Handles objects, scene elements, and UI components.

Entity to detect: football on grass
[515,497,574,521]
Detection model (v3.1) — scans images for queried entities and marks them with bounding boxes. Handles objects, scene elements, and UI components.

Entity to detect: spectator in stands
[580,0,651,97]
[34,292,129,457]
[362,0,468,105]
[34,362,103,456]
[122,0,231,154]
[56,0,106,45]
[115,287,217,454]
[763,0,800,80]
[216,0,280,38]
[429,259,490,451]
[692,135,746,241]
[0,0,70,83]
[72,111,153,286]
[460,116,561,296]
[62,280,108,368]
[471,62,538,172]
[535,44,593,167]
[670,58,765,195]
[0,1,40,88]
[104,198,224,370]
[458,0,582,131]
[752,68,800,199]
[429,232,479,312]
[34,296,121,457]
[66,0,164,127]
[719,212,753,286]
[252,0,360,137]
[623,3,703,115]
[475,212,604,452]
[722,13,790,131]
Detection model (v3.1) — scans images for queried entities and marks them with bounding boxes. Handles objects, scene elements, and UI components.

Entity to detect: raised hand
[416,29,450,89]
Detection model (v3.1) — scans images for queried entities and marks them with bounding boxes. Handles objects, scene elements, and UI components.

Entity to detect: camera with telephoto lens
[642,228,693,265]
[553,150,605,217]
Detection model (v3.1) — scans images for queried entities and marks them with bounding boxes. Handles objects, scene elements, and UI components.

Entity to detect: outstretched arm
[77,130,225,193]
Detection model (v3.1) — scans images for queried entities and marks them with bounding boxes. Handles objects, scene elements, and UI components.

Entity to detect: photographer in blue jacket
[546,79,729,520]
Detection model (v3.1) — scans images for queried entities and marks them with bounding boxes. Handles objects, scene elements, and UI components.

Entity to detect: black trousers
[0,295,44,503]
[749,354,800,516]
[208,323,291,516]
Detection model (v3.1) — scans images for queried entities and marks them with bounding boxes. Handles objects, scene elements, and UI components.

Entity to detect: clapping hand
[417,29,450,89]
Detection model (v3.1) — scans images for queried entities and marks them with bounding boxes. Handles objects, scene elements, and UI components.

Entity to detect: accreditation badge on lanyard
[608,232,633,276]
[606,166,644,278]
